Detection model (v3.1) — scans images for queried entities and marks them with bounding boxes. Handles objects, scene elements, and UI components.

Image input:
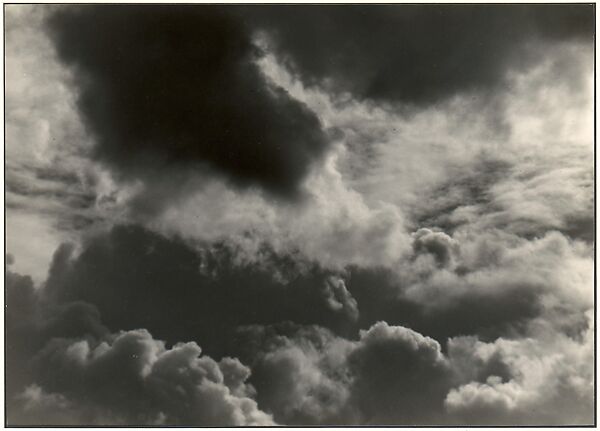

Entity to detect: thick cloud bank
[6,222,593,425]
[7,257,274,426]
[5,4,594,427]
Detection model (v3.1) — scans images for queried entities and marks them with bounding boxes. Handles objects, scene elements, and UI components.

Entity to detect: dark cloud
[235,323,357,425]
[345,267,541,346]
[5,224,593,425]
[345,229,592,347]
[346,322,452,424]
[23,330,274,425]
[6,268,39,398]
[42,225,360,358]
[5,263,108,424]
[6,4,594,427]
[41,224,581,360]
[6,256,274,426]
[46,5,329,208]
[235,321,453,425]
[250,4,594,105]
[233,317,592,426]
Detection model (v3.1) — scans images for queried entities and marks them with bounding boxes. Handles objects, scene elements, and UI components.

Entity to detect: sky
[4,4,595,426]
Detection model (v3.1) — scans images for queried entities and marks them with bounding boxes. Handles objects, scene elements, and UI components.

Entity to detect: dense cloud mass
[28,330,274,425]
[249,4,594,105]
[46,6,330,206]
[6,222,593,425]
[5,4,595,427]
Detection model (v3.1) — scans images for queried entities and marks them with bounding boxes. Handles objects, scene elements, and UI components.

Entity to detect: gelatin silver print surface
[5,3,594,426]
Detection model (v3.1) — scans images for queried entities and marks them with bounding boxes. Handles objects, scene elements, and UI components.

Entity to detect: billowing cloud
[7,258,274,426]
[445,315,594,425]
[21,330,274,426]
[346,322,452,424]
[236,323,357,425]
[6,219,593,425]
[233,321,453,425]
[233,315,593,425]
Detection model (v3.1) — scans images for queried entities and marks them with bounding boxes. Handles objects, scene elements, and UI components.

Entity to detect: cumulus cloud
[445,313,594,425]
[6,254,274,426]
[346,322,452,424]
[236,323,357,425]
[16,329,274,426]
[233,314,593,425]
[6,222,594,426]
[234,321,453,424]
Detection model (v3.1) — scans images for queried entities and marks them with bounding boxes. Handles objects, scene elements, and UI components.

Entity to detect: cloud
[150,147,412,271]
[13,384,80,425]
[412,228,459,268]
[340,225,593,350]
[321,275,359,321]
[5,5,119,282]
[254,34,593,248]
[15,329,274,426]
[5,4,594,427]
[233,313,593,425]
[5,259,110,424]
[236,323,357,425]
[45,5,330,208]
[445,314,594,425]
[250,4,593,106]
[42,225,362,356]
[40,221,592,358]
[6,266,40,398]
[7,252,276,426]
[346,322,452,424]
[139,35,592,280]
[234,321,453,425]
[7,252,277,426]
[6,224,593,426]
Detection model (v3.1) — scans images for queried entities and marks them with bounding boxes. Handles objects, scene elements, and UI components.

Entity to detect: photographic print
[4,3,595,426]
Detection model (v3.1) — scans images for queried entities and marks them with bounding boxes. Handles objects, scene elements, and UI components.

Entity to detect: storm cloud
[46,6,330,207]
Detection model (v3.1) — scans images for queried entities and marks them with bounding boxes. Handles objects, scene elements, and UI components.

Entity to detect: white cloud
[446,311,594,425]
